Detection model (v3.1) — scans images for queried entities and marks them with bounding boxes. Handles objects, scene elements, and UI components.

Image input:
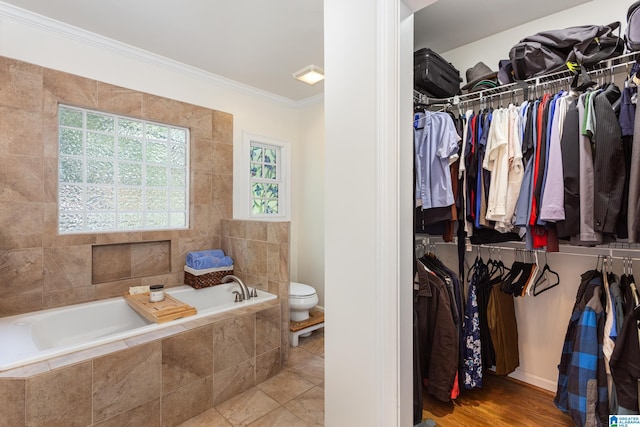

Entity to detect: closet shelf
[414,51,640,108]
[416,235,640,260]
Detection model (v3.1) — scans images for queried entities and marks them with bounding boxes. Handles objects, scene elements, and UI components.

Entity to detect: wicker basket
[184,265,233,289]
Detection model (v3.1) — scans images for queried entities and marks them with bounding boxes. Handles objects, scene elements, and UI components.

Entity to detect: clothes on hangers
[554,269,608,426]
[610,271,640,414]
[414,255,462,402]
[414,110,460,210]
[414,110,462,241]
[416,69,633,249]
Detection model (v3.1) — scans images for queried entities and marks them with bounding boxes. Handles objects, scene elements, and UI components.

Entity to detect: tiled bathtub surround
[0,55,294,425]
[0,55,234,316]
[0,300,281,427]
[221,219,291,362]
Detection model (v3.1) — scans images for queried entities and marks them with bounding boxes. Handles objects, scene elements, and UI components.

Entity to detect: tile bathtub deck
[179,329,325,427]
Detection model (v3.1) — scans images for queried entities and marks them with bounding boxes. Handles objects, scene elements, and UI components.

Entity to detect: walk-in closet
[412,2,640,425]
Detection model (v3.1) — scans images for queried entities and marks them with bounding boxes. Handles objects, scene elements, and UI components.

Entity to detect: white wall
[325,0,417,424]
[438,0,629,86]
[0,4,307,284]
[295,101,326,307]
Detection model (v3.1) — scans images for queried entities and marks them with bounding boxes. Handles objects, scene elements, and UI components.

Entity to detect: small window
[245,133,289,219]
[57,105,189,234]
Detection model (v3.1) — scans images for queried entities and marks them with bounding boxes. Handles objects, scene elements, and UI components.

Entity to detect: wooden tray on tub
[124,292,197,324]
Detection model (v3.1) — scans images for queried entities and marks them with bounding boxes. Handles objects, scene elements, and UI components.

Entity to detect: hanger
[521,250,539,296]
[571,65,597,92]
[515,80,529,101]
[502,249,527,295]
[532,252,560,296]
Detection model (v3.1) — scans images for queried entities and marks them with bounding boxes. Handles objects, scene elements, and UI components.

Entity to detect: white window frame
[242,132,290,221]
[57,104,190,234]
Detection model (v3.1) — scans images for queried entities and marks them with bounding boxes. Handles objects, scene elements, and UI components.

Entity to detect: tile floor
[179,329,325,427]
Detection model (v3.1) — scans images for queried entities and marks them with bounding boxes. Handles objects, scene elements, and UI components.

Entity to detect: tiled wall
[221,219,291,361]
[0,300,281,426]
[0,56,294,425]
[0,55,234,316]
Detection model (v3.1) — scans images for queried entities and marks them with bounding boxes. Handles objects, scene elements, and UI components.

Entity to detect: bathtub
[0,283,277,372]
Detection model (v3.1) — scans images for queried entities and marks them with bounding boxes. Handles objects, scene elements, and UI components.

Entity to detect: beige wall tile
[0,55,240,320]
[162,376,213,427]
[131,241,171,278]
[246,222,268,242]
[97,82,144,117]
[227,220,246,239]
[256,305,281,355]
[0,57,43,112]
[267,243,281,282]
[267,222,289,244]
[0,202,43,250]
[212,110,233,145]
[0,106,43,157]
[256,347,282,385]
[247,240,268,277]
[184,107,213,141]
[44,68,98,109]
[43,245,91,291]
[92,243,132,284]
[0,293,43,317]
[226,238,248,274]
[191,137,214,172]
[0,155,43,203]
[212,141,233,175]
[162,326,213,393]
[43,286,96,309]
[213,314,255,372]
[94,277,142,300]
[0,378,25,426]
[25,361,92,427]
[142,94,184,125]
[0,248,43,298]
[42,157,57,203]
[191,204,214,237]
[93,341,162,423]
[193,172,213,205]
[212,173,232,207]
[213,358,256,405]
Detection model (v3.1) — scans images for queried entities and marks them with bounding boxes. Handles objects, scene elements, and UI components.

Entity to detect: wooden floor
[422,373,574,427]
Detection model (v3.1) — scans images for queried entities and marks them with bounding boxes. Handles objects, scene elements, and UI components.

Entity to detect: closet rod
[420,238,640,260]
[414,51,639,107]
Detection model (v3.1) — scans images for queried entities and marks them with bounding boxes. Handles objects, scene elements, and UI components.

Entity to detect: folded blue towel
[186,249,225,268]
[189,255,233,270]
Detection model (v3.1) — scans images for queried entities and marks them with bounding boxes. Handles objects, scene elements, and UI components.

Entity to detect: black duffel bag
[509,22,623,80]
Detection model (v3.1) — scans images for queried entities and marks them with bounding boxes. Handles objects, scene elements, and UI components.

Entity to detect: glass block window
[58,105,189,234]
[250,142,283,216]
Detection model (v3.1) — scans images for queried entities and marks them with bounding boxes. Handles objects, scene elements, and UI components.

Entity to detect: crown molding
[0,1,321,108]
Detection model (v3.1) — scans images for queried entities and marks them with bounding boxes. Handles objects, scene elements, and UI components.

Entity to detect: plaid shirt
[555,271,609,426]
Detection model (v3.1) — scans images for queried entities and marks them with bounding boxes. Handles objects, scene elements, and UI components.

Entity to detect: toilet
[289,281,319,322]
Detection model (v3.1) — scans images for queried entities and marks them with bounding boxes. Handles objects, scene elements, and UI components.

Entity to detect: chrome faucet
[222,275,250,301]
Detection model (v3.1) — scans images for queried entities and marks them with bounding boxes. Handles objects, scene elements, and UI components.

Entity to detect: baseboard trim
[507,369,557,394]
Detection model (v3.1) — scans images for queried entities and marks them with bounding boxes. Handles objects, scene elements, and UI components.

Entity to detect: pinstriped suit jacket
[593,84,625,234]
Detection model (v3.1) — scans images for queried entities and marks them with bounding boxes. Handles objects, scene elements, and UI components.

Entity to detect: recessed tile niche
[92,241,171,284]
